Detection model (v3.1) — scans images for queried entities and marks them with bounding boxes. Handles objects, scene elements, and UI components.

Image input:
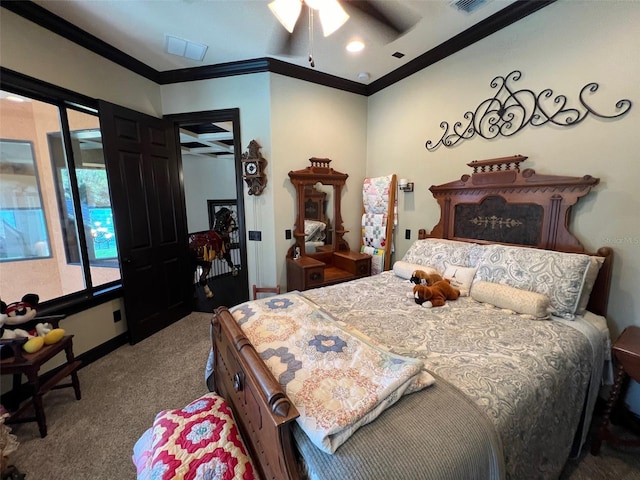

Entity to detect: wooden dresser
[286,250,371,291]
[286,158,371,292]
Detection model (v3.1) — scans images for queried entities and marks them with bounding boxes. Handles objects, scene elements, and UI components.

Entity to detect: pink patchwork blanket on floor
[132,393,256,479]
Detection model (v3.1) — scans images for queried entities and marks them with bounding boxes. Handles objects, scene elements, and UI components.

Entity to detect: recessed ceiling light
[346,40,365,53]
[392,51,405,59]
[357,72,370,81]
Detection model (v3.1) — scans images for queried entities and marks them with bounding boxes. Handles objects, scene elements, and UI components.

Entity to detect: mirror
[288,158,349,258]
[302,183,333,252]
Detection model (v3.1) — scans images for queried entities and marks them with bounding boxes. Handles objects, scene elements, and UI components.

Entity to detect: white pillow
[471,281,550,319]
[443,264,477,296]
[393,261,440,280]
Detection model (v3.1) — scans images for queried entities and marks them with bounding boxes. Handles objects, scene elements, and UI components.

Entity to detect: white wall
[161,74,273,291]
[269,74,368,288]
[367,0,640,339]
[183,154,236,232]
[162,73,368,290]
[0,9,162,116]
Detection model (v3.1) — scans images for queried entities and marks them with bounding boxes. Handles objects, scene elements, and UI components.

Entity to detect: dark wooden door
[165,109,250,312]
[99,100,192,344]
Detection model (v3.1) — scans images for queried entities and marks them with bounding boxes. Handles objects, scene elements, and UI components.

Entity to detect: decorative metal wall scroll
[425,70,632,151]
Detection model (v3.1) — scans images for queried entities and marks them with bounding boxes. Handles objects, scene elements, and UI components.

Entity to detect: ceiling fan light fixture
[317,0,349,36]
[269,0,302,33]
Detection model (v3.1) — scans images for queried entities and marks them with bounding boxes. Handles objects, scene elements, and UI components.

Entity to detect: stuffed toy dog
[410,269,444,286]
[413,279,461,308]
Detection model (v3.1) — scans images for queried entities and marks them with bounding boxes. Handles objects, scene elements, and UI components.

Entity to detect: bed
[207,155,613,480]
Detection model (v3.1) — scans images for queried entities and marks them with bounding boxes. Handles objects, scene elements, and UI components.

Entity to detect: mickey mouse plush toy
[1,294,39,327]
[0,294,63,359]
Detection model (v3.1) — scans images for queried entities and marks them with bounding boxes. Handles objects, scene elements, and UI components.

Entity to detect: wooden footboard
[211,306,300,480]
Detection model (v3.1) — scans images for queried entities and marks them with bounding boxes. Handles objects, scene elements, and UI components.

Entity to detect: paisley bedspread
[230,292,434,454]
[303,272,606,480]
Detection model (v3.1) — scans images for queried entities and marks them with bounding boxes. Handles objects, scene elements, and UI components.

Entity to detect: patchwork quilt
[133,393,256,480]
[231,292,434,454]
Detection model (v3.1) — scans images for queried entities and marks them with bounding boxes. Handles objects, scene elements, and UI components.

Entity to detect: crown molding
[2,0,555,97]
[368,0,556,95]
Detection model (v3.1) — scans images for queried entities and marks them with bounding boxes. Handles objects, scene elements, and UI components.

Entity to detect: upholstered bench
[132,392,257,479]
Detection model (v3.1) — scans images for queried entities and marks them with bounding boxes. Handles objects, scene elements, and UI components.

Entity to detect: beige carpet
[5,312,640,479]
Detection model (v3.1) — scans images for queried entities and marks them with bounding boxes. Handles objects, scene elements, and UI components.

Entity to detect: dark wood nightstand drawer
[353,258,371,276]
[333,251,371,277]
[305,267,324,286]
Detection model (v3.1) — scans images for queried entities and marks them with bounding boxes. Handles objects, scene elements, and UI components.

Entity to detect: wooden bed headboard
[425,154,612,317]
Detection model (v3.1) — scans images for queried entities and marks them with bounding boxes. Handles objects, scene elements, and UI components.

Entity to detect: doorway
[165,109,249,311]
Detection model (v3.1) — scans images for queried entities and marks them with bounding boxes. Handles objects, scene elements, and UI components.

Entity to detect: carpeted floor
[5,312,640,479]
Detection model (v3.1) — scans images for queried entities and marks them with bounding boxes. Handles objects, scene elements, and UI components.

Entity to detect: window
[0,140,51,260]
[0,87,120,306]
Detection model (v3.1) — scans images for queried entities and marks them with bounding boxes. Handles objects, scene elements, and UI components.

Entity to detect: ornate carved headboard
[426,155,612,317]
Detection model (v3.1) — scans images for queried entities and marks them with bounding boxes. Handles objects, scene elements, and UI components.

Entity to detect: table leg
[64,340,81,400]
[591,362,626,455]
[24,368,47,438]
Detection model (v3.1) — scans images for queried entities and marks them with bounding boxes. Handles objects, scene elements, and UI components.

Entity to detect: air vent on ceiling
[450,0,488,13]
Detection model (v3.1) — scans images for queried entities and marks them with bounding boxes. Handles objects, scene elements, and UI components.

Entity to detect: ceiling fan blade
[273,3,308,56]
[345,0,418,37]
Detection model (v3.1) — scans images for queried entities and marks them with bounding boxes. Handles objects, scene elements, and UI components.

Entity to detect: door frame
[164,108,249,303]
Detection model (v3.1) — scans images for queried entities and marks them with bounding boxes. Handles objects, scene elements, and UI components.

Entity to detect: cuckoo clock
[241,140,267,196]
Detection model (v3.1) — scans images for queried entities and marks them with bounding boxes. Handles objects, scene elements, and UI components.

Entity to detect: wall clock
[241,139,267,196]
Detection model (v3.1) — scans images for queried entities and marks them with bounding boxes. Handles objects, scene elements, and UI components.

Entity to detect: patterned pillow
[401,239,483,273]
[138,393,257,479]
[304,220,326,242]
[475,245,593,319]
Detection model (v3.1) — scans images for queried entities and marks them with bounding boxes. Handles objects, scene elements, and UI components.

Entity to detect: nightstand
[591,325,640,455]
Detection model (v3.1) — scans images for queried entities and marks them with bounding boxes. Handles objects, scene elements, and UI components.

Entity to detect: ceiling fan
[269,0,418,67]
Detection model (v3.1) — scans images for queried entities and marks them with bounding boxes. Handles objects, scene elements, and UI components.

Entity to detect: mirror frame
[288,158,349,257]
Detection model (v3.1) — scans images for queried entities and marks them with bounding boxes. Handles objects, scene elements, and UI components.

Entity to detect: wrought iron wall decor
[425,70,632,151]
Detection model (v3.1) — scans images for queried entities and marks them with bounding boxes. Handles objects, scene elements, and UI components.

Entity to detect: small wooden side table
[591,325,640,455]
[0,316,81,438]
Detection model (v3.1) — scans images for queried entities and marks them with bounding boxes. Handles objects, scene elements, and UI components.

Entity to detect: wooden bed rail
[211,307,300,480]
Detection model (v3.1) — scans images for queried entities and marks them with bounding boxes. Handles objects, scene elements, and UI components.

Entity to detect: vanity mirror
[286,158,371,291]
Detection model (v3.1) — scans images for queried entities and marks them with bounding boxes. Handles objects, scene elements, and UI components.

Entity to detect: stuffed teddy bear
[0,294,65,358]
[410,269,444,286]
[413,279,461,308]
